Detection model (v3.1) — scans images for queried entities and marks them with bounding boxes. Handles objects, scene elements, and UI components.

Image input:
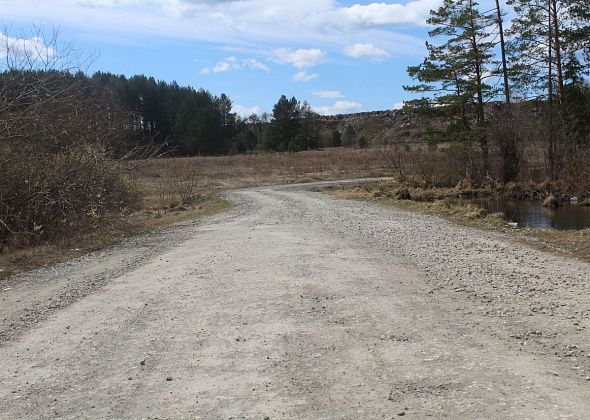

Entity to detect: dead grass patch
[0,194,230,279]
[1,148,395,277]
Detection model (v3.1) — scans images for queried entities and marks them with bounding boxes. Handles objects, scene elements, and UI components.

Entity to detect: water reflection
[462,198,590,230]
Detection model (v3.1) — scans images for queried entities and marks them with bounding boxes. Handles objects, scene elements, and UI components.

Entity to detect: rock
[580,198,590,207]
[542,195,559,208]
[166,375,173,381]
[395,188,411,200]
[140,360,146,366]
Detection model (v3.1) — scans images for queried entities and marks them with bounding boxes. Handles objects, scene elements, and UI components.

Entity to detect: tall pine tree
[404,0,497,172]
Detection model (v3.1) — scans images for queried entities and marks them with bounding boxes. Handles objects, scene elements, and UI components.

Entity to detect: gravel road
[1,179,590,419]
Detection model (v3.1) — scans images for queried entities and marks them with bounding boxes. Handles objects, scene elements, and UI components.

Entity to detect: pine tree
[404,0,497,171]
[495,0,511,108]
[508,0,585,177]
[507,0,571,101]
[271,95,301,151]
[563,0,590,72]
[298,102,320,151]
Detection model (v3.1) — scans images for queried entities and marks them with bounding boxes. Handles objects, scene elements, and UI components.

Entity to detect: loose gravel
[1,179,589,419]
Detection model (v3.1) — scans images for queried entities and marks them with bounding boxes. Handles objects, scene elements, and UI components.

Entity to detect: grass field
[135,148,393,193]
[0,148,394,278]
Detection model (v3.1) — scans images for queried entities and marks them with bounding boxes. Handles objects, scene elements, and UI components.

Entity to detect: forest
[11,71,329,156]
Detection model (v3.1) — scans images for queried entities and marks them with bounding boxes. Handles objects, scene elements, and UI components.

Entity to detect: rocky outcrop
[318,109,445,145]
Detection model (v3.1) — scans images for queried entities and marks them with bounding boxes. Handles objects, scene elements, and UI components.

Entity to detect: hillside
[318,109,441,146]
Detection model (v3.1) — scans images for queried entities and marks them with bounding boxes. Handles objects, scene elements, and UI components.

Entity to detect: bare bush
[156,160,201,209]
[562,147,590,194]
[383,145,410,182]
[488,107,532,183]
[383,144,483,188]
[0,27,138,248]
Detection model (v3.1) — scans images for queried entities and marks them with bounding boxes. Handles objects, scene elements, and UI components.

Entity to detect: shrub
[0,29,140,248]
[358,135,369,148]
[383,144,482,188]
[0,143,139,247]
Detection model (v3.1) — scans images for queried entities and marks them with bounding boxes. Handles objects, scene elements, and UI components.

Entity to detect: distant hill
[318,109,442,146]
[317,103,539,146]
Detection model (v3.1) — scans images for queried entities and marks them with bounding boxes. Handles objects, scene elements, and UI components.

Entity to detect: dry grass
[1,148,395,277]
[0,195,230,280]
[518,228,590,263]
[329,182,503,226]
[135,148,394,194]
[132,149,396,239]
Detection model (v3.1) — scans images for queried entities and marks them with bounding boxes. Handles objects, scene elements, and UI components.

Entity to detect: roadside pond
[461,197,590,230]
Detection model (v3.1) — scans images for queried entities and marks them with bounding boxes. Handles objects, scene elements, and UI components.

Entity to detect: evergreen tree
[298,102,320,150]
[563,0,590,73]
[331,129,342,147]
[404,0,497,170]
[342,125,356,147]
[271,95,301,151]
[508,0,588,176]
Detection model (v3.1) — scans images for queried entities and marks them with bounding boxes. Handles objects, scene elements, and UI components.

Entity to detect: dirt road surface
[1,180,590,419]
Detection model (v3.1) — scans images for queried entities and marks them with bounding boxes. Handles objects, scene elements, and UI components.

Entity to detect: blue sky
[1,0,452,116]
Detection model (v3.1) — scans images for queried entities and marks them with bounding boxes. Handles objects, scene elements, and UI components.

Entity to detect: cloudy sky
[1,0,448,115]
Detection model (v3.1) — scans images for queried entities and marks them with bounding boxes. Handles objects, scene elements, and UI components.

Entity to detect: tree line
[63,72,338,155]
[404,0,590,183]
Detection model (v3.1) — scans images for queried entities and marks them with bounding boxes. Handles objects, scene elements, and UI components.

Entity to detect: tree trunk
[468,0,488,174]
[551,0,565,105]
[547,0,556,179]
[495,0,511,108]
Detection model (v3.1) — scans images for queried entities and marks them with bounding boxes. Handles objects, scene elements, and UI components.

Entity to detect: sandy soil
[1,179,590,419]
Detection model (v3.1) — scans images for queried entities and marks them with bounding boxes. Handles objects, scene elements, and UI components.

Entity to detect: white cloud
[313,100,362,116]
[244,58,269,71]
[232,103,261,117]
[293,71,318,82]
[308,0,442,31]
[312,90,344,99]
[161,0,438,29]
[0,33,55,60]
[275,48,327,68]
[1,1,433,57]
[201,55,269,74]
[393,102,404,110]
[344,43,390,60]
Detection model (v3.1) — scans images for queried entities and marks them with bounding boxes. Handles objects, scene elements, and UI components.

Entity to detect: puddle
[461,197,590,230]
